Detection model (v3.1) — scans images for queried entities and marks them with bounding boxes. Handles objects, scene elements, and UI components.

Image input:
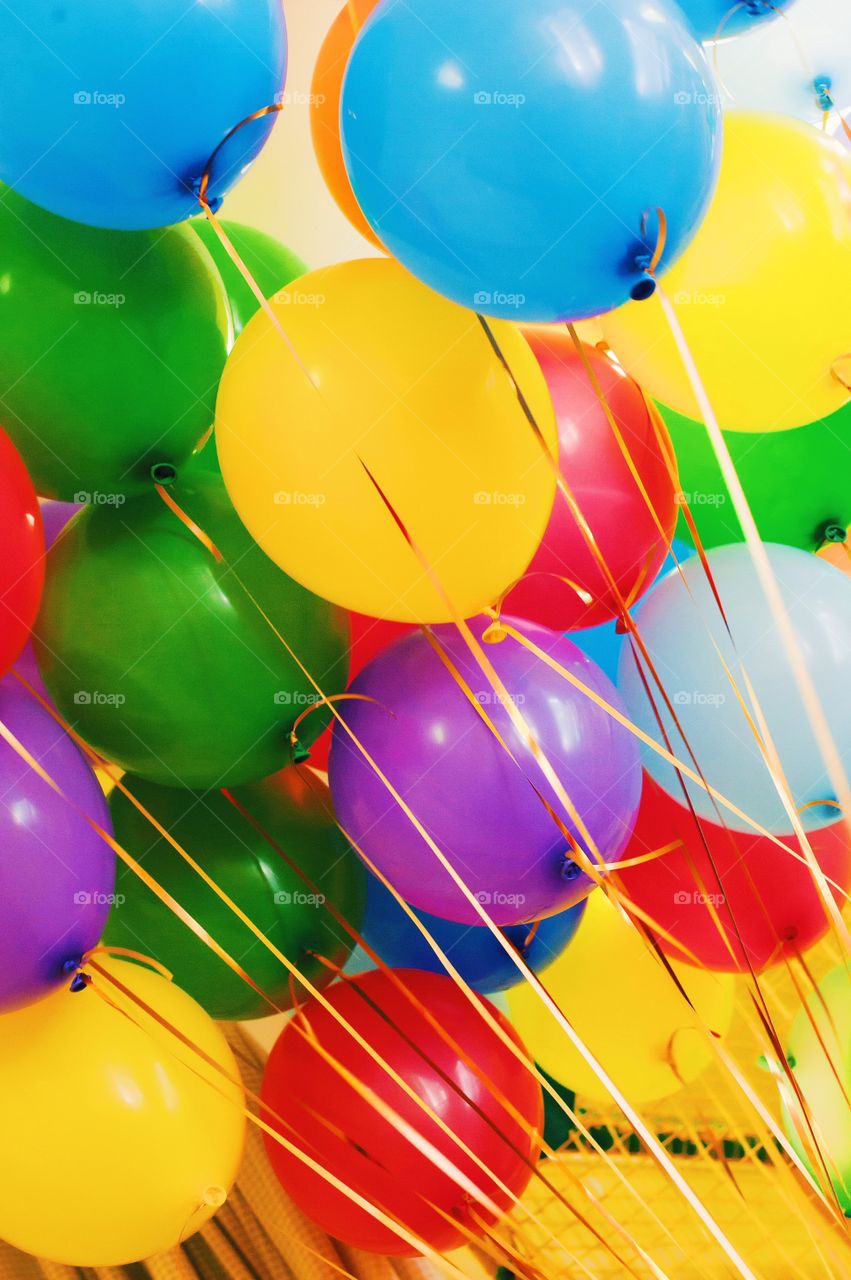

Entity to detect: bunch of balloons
[0,0,849,1267]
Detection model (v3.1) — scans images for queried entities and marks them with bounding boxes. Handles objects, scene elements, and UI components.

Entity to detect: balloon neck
[482,620,507,644]
[62,956,88,993]
[813,76,834,111]
[291,739,311,765]
[560,857,583,883]
[151,462,177,486]
[191,178,223,214]
[817,519,847,546]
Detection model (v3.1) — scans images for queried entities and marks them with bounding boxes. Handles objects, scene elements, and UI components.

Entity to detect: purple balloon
[0,677,115,1011]
[329,617,641,925]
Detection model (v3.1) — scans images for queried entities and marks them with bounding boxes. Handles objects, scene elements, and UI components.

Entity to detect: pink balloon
[505,332,679,631]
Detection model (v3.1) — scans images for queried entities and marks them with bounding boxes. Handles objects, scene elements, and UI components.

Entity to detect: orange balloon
[311,4,383,250]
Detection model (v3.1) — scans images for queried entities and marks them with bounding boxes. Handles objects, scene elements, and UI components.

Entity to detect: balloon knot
[560,858,583,882]
[150,462,177,486]
[69,973,90,993]
[192,177,222,214]
[817,520,847,546]
[481,620,508,644]
[291,738,311,765]
[813,76,833,111]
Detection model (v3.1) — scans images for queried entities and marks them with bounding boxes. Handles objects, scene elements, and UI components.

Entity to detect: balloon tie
[289,692,389,763]
[630,207,666,301]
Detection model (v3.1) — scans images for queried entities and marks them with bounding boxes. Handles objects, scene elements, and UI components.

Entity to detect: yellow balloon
[0,959,245,1266]
[600,113,851,433]
[215,258,558,623]
[507,893,735,1105]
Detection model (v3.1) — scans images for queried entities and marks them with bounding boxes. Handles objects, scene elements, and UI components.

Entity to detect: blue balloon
[359,874,587,994]
[0,1,286,230]
[618,543,851,835]
[679,0,793,40]
[341,0,722,322]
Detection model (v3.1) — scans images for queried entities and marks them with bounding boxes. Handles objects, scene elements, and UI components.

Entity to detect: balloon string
[155,481,223,561]
[655,281,851,960]
[210,578,762,1278]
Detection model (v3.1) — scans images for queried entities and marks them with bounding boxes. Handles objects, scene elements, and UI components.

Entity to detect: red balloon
[260,969,542,1254]
[505,332,678,630]
[308,612,413,771]
[615,774,851,973]
[0,428,44,676]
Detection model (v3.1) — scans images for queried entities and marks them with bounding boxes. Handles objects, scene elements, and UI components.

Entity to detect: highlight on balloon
[0,1,849,1277]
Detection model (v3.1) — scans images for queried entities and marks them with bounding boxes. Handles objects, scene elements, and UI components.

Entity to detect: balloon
[360,873,586,994]
[707,0,851,128]
[340,0,721,322]
[261,968,542,1254]
[601,114,851,432]
[329,616,641,925]
[662,399,851,551]
[680,0,791,39]
[311,4,383,249]
[618,544,851,834]
[0,1,286,230]
[0,957,245,1265]
[614,774,851,973]
[505,334,679,630]
[309,612,415,771]
[781,965,851,1213]
[105,767,366,1021]
[0,186,231,501]
[191,218,308,336]
[0,678,115,1012]
[215,258,558,623]
[0,427,43,675]
[35,469,350,789]
[507,892,735,1104]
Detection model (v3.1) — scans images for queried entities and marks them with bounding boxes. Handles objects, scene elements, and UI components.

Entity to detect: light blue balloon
[680,0,793,40]
[341,0,722,322]
[0,1,286,230]
[618,543,851,835]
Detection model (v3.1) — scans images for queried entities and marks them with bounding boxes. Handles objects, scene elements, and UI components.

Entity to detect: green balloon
[34,468,350,788]
[191,218,308,336]
[662,400,851,551]
[0,186,231,501]
[105,767,367,1021]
